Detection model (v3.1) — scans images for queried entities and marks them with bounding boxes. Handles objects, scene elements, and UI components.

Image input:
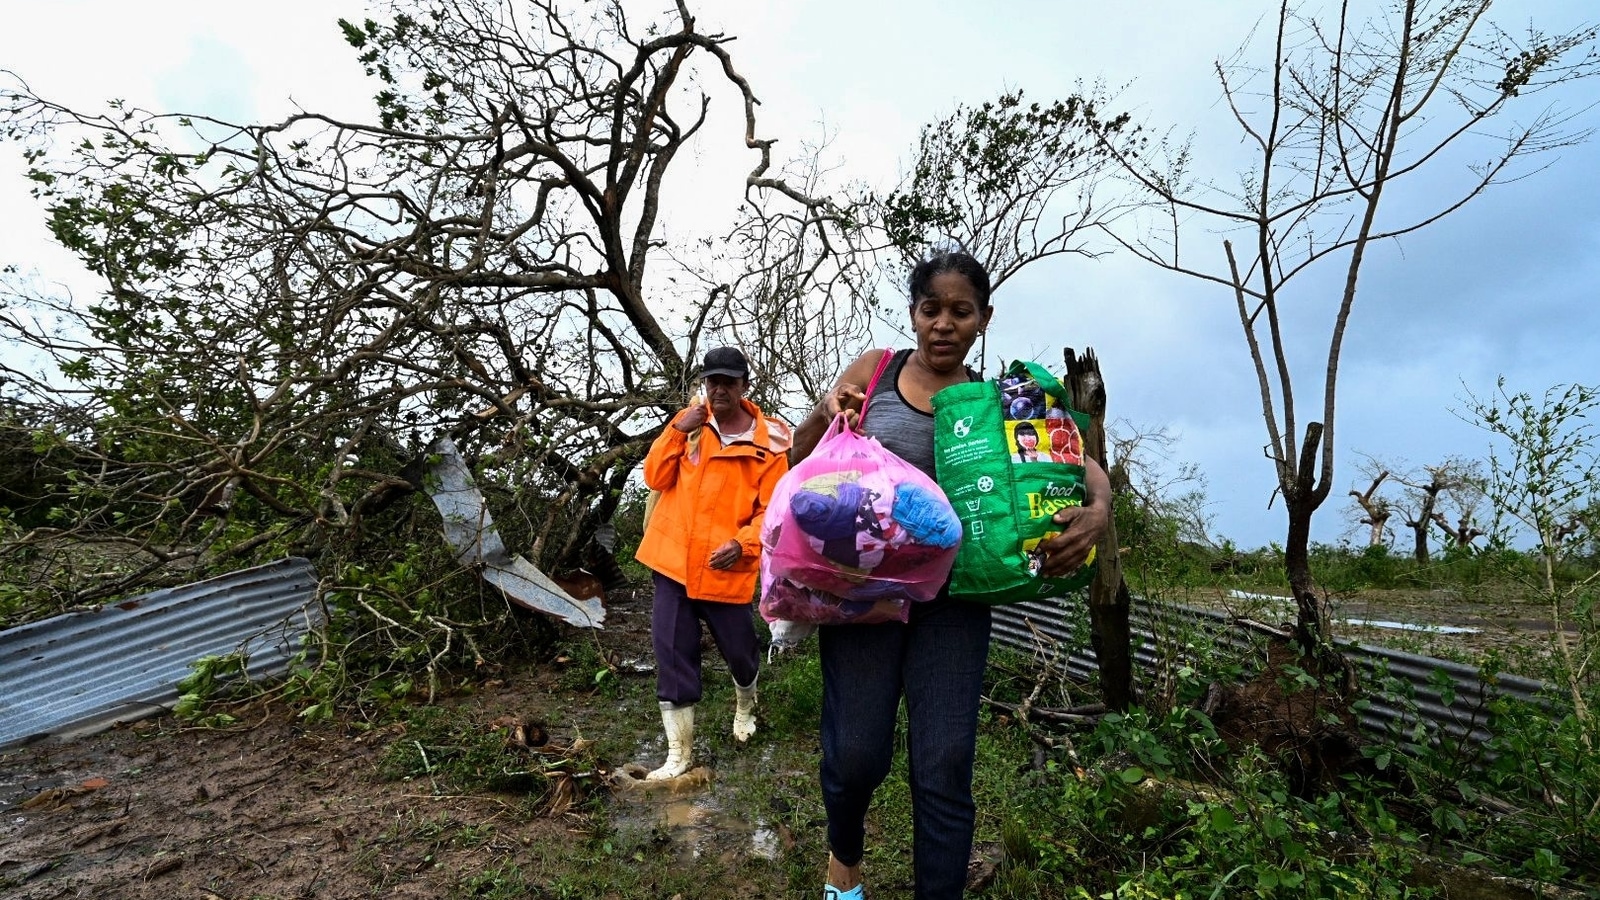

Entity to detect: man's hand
[708,539,742,570]
[1036,502,1110,578]
[674,401,709,433]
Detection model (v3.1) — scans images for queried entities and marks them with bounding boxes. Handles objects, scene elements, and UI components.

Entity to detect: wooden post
[1064,347,1133,711]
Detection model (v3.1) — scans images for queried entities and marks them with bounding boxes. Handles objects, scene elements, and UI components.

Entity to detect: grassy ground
[3,577,1596,899]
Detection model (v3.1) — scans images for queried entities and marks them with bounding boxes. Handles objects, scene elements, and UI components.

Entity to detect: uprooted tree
[0,0,876,627]
[1096,0,1599,664]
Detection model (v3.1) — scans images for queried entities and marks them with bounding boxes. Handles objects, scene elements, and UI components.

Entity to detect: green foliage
[1464,379,1600,584]
[1478,701,1599,880]
[0,506,48,627]
[879,87,1142,283]
[141,519,561,729]
[608,482,654,586]
[1114,489,1214,586]
[376,705,567,795]
[756,637,825,735]
[452,865,534,900]
[1309,543,1407,592]
[0,408,75,531]
[3,0,853,650]
[553,635,621,698]
[989,706,1426,898]
[1459,377,1600,765]
[173,651,248,728]
[978,594,1594,896]
[1363,655,1600,885]
[1127,534,1595,609]
[316,539,553,711]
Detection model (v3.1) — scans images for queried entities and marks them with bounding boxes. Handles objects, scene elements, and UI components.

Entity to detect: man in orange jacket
[634,347,791,779]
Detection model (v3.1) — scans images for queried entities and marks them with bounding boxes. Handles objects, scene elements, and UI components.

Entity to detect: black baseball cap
[700,346,749,379]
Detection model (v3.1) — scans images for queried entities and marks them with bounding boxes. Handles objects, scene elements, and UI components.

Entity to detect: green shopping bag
[932,360,1095,604]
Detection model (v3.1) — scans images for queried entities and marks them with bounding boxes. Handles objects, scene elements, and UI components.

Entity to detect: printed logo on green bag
[952,416,974,438]
[1026,484,1080,519]
[977,476,994,493]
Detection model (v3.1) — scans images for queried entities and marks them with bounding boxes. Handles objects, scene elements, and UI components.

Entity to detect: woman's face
[1017,429,1038,450]
[910,271,992,374]
[703,375,747,417]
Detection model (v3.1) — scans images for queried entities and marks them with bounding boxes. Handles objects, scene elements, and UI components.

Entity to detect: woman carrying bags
[789,251,1112,899]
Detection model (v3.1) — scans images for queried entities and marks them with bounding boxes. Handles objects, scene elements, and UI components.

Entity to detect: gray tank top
[859,349,977,480]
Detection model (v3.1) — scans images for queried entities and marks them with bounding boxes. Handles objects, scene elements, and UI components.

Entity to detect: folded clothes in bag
[933,360,1096,605]
[758,552,912,628]
[762,412,961,606]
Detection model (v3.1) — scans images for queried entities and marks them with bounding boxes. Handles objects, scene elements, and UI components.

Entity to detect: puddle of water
[611,787,778,863]
[751,825,779,860]
[610,741,781,865]
[1226,590,1292,604]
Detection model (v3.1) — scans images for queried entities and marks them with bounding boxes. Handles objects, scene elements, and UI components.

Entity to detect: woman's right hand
[791,351,883,463]
[825,382,867,430]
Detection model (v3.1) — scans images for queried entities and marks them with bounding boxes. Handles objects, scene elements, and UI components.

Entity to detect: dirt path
[0,590,755,899]
[1,661,654,898]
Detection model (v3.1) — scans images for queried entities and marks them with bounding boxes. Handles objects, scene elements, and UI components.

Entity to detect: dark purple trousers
[651,571,760,705]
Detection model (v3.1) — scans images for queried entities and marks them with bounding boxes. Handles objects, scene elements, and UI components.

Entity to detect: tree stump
[1064,347,1132,711]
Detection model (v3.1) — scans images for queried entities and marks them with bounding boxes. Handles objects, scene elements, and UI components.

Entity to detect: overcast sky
[3,0,1597,550]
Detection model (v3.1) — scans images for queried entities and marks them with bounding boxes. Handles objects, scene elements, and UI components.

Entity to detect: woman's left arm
[1036,456,1112,578]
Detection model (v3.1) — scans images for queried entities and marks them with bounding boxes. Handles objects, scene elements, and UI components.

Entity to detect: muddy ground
[0,588,791,900]
[0,586,1568,899]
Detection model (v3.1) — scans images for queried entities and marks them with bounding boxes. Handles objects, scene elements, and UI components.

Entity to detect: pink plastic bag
[758,552,911,627]
[761,413,961,606]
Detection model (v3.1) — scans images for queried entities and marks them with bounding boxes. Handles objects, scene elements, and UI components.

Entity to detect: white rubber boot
[646,702,695,780]
[733,676,758,743]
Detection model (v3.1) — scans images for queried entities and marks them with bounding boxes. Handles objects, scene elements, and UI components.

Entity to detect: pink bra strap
[857,349,895,426]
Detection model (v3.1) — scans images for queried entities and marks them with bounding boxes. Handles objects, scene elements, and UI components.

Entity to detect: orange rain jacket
[634,398,791,604]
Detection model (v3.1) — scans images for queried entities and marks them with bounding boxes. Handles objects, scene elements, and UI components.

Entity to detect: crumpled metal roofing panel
[0,557,321,748]
[425,436,605,629]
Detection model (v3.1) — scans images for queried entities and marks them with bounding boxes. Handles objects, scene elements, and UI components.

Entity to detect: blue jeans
[819,598,992,900]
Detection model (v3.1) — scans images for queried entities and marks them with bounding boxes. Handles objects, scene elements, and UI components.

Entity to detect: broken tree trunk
[1064,347,1132,712]
[1349,471,1391,548]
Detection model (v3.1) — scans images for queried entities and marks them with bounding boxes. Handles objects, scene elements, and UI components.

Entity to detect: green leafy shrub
[377,705,568,796]
[1361,652,1600,888]
[990,704,1425,898]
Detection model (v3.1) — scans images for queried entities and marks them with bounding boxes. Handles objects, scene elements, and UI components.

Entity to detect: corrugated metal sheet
[425,436,605,629]
[992,593,1553,743]
[1343,641,1551,745]
[0,557,320,749]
